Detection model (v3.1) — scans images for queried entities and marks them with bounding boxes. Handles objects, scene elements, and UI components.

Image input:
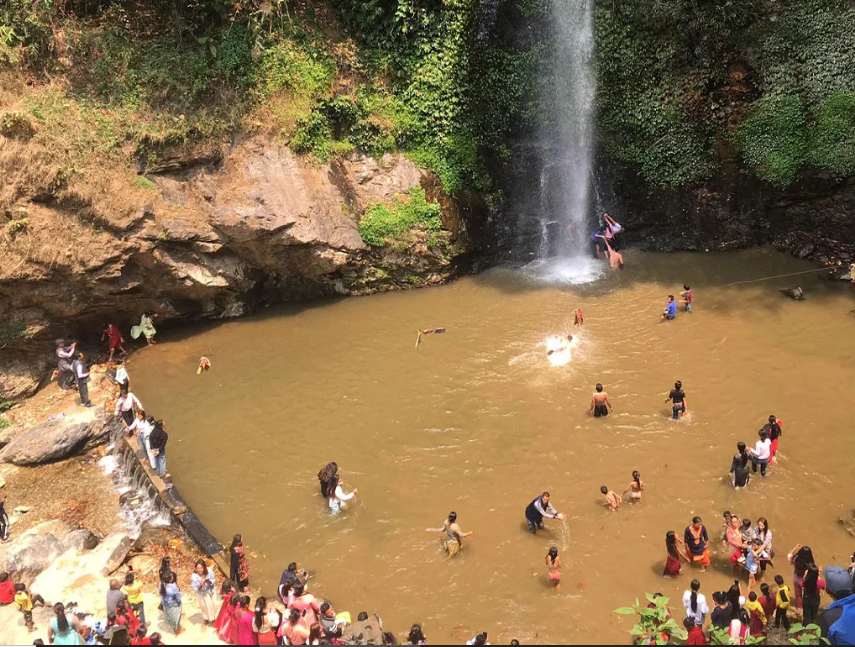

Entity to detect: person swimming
[546,335,574,356]
[601,486,621,510]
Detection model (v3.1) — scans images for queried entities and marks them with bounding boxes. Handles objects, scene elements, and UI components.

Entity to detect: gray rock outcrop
[0,410,121,465]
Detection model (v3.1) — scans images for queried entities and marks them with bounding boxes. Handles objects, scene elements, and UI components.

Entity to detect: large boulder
[0,410,121,465]
[0,520,71,584]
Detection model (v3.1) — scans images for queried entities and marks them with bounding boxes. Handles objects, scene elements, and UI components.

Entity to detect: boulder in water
[781,286,805,300]
[0,410,121,465]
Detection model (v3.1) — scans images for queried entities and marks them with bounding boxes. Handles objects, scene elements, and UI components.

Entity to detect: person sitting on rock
[0,572,15,604]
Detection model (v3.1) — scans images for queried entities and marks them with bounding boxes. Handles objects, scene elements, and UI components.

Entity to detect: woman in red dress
[664,531,689,576]
[214,582,237,644]
[102,323,127,362]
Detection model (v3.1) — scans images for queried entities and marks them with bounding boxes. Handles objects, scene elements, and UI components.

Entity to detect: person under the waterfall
[590,383,613,418]
[662,295,678,321]
[524,492,566,535]
[604,213,623,250]
[590,229,607,259]
[439,511,474,558]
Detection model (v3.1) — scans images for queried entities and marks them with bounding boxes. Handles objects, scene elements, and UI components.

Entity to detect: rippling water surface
[132,249,855,644]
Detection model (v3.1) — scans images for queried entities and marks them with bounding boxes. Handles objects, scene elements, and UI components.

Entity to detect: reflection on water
[131,249,855,644]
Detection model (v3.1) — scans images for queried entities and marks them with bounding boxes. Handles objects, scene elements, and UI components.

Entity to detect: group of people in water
[665,512,855,644]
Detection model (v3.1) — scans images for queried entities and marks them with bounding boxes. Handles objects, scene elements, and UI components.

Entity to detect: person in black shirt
[666,381,688,420]
[0,495,10,543]
[729,442,751,488]
[763,415,783,462]
[148,420,169,479]
[710,591,733,629]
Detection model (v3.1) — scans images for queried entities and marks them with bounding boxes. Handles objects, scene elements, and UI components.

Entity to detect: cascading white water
[526,0,599,284]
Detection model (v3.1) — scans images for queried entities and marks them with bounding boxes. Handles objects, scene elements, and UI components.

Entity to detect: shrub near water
[358,187,442,248]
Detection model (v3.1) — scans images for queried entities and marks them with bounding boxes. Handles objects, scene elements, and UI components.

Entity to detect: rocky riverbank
[0,366,231,645]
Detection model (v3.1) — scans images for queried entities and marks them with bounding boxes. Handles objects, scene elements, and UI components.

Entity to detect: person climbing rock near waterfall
[604,213,623,251]
[524,492,566,535]
[590,229,607,259]
[590,383,613,418]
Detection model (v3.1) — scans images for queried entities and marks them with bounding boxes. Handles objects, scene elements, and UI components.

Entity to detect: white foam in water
[545,334,579,366]
[523,256,605,285]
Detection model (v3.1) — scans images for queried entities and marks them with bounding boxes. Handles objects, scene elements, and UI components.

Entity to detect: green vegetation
[614,593,687,644]
[358,187,442,248]
[596,0,855,188]
[135,177,157,191]
[5,218,28,235]
[0,319,27,347]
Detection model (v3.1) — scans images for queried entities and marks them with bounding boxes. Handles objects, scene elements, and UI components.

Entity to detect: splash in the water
[545,334,579,366]
[524,256,605,285]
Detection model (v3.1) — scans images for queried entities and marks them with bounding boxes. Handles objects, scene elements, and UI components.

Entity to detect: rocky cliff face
[0,138,479,399]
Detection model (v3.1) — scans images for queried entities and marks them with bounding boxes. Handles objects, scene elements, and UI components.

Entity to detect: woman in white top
[328,475,357,515]
[115,389,143,427]
[682,579,709,627]
[126,410,154,464]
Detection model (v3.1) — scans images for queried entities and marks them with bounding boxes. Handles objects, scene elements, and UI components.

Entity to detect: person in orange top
[684,517,711,571]
[279,610,309,645]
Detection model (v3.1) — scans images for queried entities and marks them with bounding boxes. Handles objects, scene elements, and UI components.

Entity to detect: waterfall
[537,0,596,257]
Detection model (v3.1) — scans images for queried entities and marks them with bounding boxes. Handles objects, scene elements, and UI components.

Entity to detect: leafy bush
[735,92,809,186]
[810,91,855,178]
[614,593,687,644]
[358,186,442,247]
[5,218,29,235]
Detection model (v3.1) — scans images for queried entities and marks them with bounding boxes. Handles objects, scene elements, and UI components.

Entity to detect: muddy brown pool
[131,249,855,644]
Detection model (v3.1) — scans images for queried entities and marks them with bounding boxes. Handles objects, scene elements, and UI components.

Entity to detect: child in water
[601,486,621,510]
[681,284,694,313]
[546,547,561,590]
[622,471,644,502]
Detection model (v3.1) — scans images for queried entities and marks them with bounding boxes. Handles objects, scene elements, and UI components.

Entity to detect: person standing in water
[748,429,772,477]
[317,462,338,498]
[591,383,613,418]
[524,492,566,535]
[439,512,473,558]
[684,517,711,572]
[662,295,678,321]
[327,475,357,515]
[680,285,694,313]
[601,486,621,510]
[728,442,751,488]
[664,531,690,577]
[763,415,784,462]
[666,381,688,420]
[546,547,561,590]
[622,471,644,502]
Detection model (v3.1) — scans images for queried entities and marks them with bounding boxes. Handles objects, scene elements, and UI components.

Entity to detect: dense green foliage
[596,0,855,188]
[358,186,442,248]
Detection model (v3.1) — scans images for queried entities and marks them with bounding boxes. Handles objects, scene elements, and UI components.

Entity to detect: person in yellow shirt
[744,591,766,635]
[122,571,146,628]
[14,583,45,632]
[774,574,791,630]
